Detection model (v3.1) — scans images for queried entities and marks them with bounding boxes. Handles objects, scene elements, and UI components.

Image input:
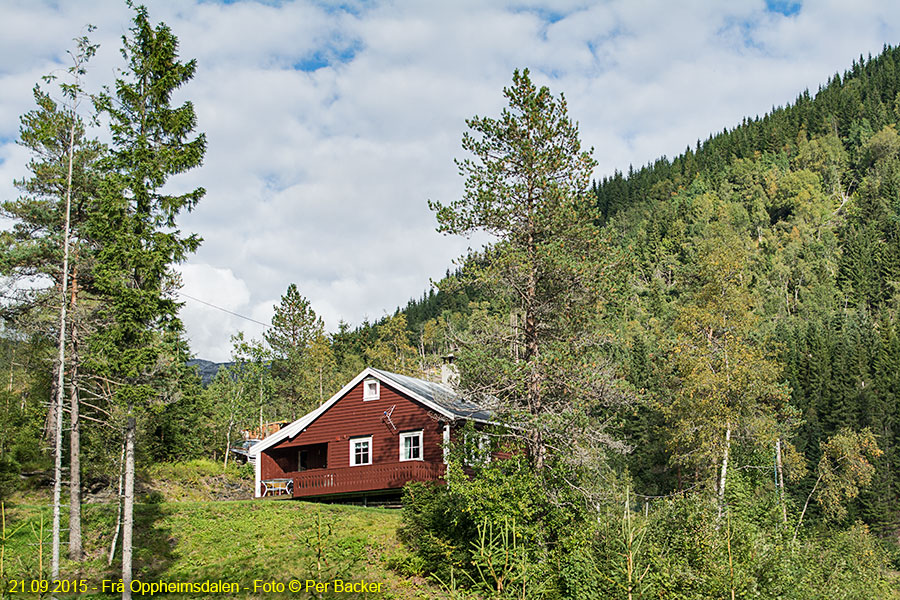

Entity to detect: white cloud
[176,263,267,360]
[3,0,900,359]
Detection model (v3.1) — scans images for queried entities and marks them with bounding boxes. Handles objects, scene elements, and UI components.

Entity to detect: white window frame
[442,424,450,464]
[350,436,373,466]
[363,378,380,401]
[464,432,491,466]
[399,430,424,462]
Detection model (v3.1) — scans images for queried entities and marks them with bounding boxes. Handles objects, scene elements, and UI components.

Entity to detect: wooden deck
[291,461,445,498]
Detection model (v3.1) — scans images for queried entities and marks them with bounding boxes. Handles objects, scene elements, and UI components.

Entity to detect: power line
[1,288,271,329]
[177,291,270,327]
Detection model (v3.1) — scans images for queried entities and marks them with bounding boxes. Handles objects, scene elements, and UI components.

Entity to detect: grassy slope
[1,461,443,599]
[2,501,440,599]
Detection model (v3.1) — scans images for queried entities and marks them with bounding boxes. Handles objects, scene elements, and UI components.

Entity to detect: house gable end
[251,367,494,498]
[266,378,449,462]
[250,367,458,458]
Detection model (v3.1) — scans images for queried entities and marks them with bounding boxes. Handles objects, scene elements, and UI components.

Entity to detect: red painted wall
[261,379,448,480]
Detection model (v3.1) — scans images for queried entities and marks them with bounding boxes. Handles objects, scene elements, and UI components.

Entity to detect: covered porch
[290,461,445,498]
[260,442,329,497]
[260,442,446,499]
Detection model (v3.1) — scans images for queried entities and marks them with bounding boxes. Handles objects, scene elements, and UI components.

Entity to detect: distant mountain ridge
[187,359,232,386]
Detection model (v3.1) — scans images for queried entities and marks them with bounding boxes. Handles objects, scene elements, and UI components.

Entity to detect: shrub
[403,470,900,600]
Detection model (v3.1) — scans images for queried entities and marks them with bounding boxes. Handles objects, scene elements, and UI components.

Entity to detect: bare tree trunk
[793,473,823,544]
[776,438,787,524]
[224,424,232,470]
[50,359,65,582]
[717,425,731,521]
[44,363,60,444]
[108,440,126,566]
[51,108,77,581]
[68,270,82,561]
[68,347,82,560]
[122,414,135,600]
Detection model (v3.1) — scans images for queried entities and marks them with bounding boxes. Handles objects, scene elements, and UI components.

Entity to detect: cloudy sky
[2,0,900,360]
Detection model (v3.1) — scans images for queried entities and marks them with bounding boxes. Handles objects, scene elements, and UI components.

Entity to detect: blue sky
[766,1,803,17]
[2,0,900,360]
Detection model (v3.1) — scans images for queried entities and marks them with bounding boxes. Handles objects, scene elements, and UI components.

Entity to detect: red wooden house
[248,367,491,501]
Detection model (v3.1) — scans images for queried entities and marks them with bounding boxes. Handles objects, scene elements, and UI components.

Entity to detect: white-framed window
[363,378,380,401]
[350,436,373,466]
[442,424,450,464]
[399,430,423,461]
[464,432,491,466]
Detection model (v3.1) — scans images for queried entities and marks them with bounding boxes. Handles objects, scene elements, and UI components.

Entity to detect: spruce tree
[88,4,204,596]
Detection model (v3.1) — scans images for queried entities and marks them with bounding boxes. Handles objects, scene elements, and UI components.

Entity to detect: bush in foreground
[401,459,899,599]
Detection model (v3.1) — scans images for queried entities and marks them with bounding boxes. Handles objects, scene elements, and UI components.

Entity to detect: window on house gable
[350,436,372,466]
[399,430,423,461]
[363,378,380,401]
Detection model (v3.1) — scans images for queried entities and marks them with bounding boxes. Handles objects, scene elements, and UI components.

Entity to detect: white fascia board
[249,368,381,456]
[249,367,460,457]
[254,451,261,498]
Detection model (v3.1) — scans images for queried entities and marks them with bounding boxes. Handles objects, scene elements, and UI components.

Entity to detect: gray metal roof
[370,368,492,421]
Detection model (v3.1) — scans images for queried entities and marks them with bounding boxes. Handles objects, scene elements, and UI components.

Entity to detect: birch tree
[793,427,882,541]
[231,333,274,439]
[663,225,789,519]
[364,314,417,376]
[207,367,247,470]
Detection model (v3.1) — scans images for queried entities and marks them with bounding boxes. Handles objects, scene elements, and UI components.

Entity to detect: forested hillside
[390,45,900,535]
[591,45,900,534]
[3,18,900,597]
[398,61,900,598]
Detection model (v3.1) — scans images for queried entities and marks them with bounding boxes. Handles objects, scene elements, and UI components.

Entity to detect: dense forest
[595,46,900,533]
[2,8,900,597]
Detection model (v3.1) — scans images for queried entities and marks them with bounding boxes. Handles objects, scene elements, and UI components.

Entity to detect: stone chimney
[441,353,459,387]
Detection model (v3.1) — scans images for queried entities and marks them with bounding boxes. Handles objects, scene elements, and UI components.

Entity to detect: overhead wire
[176,291,269,327]
[1,288,270,328]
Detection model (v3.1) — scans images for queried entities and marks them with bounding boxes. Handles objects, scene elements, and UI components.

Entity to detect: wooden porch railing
[291,461,445,497]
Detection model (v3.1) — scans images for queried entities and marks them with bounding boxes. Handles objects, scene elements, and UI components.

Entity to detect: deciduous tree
[794,428,882,541]
[364,313,418,376]
[663,225,790,519]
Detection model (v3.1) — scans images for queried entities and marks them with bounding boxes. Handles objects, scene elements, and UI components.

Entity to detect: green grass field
[0,462,442,599]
